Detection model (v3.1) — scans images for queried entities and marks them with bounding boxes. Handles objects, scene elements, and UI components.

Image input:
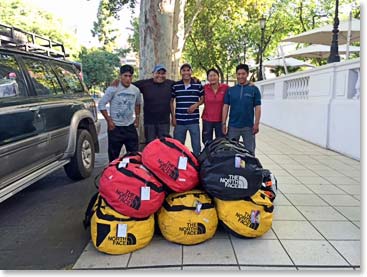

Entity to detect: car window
[0,53,27,98]
[53,63,84,94]
[23,58,64,96]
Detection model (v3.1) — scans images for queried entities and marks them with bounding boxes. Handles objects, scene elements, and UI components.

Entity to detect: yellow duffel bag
[214,190,274,238]
[89,194,154,255]
[157,190,218,245]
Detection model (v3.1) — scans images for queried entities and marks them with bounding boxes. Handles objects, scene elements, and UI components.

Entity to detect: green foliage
[0,0,79,58]
[183,0,359,81]
[100,0,137,19]
[269,66,303,77]
[127,17,139,54]
[78,47,121,90]
[92,0,120,51]
[183,0,270,82]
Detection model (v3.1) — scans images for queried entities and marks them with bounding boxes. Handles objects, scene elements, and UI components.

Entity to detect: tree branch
[184,0,204,41]
[189,34,207,71]
[298,2,307,32]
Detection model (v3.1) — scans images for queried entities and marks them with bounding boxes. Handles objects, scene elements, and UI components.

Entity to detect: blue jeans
[202,120,224,145]
[174,123,201,156]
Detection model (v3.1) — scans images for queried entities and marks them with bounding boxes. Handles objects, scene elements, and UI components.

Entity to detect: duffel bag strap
[116,166,164,193]
[83,192,100,229]
[122,151,142,164]
[159,137,199,170]
[170,191,208,201]
[95,205,151,222]
[244,195,274,213]
[94,172,102,189]
[163,201,215,212]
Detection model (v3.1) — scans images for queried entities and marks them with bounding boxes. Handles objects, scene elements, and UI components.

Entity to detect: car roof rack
[0,22,69,59]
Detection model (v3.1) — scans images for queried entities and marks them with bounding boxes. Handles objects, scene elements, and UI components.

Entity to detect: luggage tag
[141,186,151,201]
[117,224,127,237]
[250,210,260,224]
[118,158,130,168]
[234,155,246,168]
[178,156,188,170]
[234,156,241,168]
[194,200,202,214]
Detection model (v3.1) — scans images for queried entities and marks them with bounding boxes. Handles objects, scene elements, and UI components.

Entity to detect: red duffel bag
[141,137,200,192]
[99,158,165,218]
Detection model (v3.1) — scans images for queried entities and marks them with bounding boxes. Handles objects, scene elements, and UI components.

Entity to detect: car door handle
[29,106,41,118]
[29,106,40,112]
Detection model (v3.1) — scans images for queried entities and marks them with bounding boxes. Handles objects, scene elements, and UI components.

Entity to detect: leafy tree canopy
[183,0,359,81]
[0,0,79,58]
[78,47,121,90]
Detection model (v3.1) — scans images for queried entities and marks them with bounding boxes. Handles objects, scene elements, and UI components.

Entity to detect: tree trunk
[139,0,187,80]
[215,62,224,84]
[170,0,186,80]
[139,0,173,79]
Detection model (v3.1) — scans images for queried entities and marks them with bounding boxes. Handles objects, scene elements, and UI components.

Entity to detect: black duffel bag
[198,137,263,200]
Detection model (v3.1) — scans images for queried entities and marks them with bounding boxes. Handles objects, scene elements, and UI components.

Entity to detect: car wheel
[64,129,95,180]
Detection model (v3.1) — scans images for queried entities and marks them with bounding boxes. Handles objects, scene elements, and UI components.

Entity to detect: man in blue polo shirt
[171,63,203,156]
[222,63,262,155]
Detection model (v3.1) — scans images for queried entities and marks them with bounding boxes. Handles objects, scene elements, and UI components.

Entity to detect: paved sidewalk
[73,124,361,271]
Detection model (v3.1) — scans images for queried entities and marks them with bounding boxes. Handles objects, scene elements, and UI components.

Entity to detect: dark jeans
[108,124,138,162]
[228,126,256,155]
[144,123,170,144]
[202,120,224,145]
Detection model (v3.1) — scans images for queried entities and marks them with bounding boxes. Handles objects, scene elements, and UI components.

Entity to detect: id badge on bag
[141,186,151,201]
[194,200,202,214]
[178,156,188,170]
[117,224,127,237]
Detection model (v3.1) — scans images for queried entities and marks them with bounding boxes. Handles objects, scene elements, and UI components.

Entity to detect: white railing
[256,58,360,160]
[284,77,309,99]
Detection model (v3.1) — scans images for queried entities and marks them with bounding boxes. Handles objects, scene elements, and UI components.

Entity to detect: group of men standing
[98,63,261,162]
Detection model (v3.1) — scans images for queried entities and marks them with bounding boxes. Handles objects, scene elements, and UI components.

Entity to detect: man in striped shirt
[170,63,204,156]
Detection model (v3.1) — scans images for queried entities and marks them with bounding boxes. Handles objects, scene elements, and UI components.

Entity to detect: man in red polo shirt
[201,68,229,144]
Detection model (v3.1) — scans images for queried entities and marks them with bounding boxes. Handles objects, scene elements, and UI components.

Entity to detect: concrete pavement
[73,124,361,271]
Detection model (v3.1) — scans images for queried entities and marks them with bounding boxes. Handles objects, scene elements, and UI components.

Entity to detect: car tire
[64,129,95,180]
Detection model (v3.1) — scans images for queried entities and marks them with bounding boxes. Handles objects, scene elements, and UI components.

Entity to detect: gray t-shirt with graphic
[98,83,142,126]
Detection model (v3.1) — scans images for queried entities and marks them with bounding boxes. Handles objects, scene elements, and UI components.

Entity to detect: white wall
[329,99,360,160]
[257,58,360,160]
[262,100,329,147]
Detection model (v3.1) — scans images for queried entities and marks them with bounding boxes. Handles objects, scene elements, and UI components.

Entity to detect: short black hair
[206,68,219,77]
[120,64,134,75]
[236,64,249,73]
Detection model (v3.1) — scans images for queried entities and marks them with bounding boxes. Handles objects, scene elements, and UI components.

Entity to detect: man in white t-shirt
[98,65,142,161]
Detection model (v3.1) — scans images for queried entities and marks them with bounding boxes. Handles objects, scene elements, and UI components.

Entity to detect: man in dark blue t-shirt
[171,63,203,156]
[222,64,262,154]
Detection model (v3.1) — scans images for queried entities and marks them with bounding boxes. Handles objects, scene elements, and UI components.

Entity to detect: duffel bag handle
[116,166,164,193]
[159,137,199,170]
[163,201,215,212]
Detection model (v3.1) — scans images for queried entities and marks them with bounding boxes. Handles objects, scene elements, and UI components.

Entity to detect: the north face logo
[96,224,138,246]
[158,159,179,180]
[178,222,206,235]
[107,233,137,245]
[235,211,260,230]
[115,189,141,210]
[219,175,248,189]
